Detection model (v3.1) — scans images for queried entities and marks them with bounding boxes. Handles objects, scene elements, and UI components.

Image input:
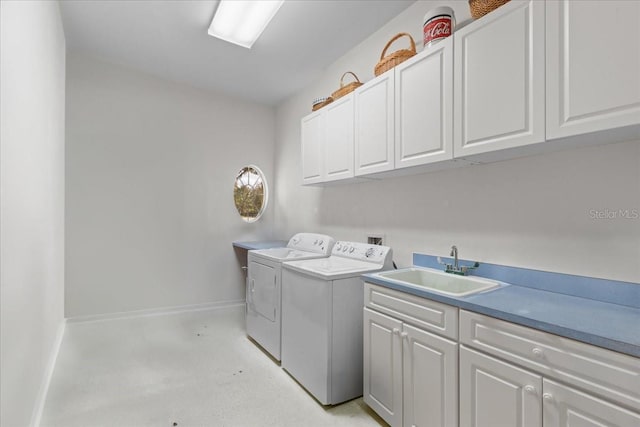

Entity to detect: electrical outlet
[367,235,384,246]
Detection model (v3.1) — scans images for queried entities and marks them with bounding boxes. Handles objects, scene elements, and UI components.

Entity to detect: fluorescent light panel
[208,0,284,49]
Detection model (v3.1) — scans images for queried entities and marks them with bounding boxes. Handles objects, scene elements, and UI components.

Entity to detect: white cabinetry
[363,308,402,426]
[454,0,545,160]
[363,283,458,427]
[395,37,454,170]
[300,110,324,185]
[302,0,639,185]
[355,73,395,176]
[300,93,355,184]
[460,345,542,427]
[355,38,455,177]
[403,322,458,427]
[543,379,640,427]
[304,39,455,183]
[324,94,355,182]
[460,310,640,426]
[546,0,640,140]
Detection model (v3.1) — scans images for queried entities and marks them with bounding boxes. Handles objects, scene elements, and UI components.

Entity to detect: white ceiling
[59,0,415,106]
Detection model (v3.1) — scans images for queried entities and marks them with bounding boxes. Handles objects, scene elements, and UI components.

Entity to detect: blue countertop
[232,240,288,250]
[364,265,640,358]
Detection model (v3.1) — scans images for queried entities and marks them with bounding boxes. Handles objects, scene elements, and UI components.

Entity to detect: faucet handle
[437,256,454,272]
[459,262,480,274]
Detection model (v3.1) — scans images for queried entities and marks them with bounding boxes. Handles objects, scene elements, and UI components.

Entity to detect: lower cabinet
[363,285,640,427]
[543,378,640,427]
[460,345,640,427]
[363,307,458,427]
[363,308,402,426]
[460,345,542,427]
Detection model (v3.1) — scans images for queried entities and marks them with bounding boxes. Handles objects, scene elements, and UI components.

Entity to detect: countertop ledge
[363,265,640,359]
[232,240,288,251]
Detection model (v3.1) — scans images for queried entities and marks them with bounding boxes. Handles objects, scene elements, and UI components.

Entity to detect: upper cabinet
[300,110,324,185]
[301,93,356,185]
[454,0,545,159]
[395,37,454,169]
[324,94,355,182]
[354,38,455,178]
[546,0,640,139]
[301,0,640,185]
[355,72,395,176]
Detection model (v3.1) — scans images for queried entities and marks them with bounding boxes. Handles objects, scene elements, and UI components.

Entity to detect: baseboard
[30,319,66,427]
[66,299,246,324]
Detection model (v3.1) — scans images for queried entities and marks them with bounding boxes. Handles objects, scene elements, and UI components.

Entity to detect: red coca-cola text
[424,17,452,46]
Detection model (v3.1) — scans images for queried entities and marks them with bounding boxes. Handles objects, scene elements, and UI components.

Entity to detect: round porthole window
[233,165,268,223]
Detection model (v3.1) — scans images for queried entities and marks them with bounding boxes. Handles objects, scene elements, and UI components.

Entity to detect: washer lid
[251,247,329,262]
[283,256,386,279]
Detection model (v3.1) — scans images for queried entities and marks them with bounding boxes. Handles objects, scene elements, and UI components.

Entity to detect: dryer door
[249,261,277,321]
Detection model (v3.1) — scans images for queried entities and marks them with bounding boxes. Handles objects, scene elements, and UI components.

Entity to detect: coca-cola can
[423,6,455,48]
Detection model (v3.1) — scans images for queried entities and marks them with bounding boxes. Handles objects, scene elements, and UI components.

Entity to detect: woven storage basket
[374,33,417,77]
[311,96,334,111]
[331,72,363,100]
[469,0,510,19]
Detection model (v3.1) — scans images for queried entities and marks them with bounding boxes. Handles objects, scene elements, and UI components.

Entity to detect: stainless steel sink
[374,267,500,296]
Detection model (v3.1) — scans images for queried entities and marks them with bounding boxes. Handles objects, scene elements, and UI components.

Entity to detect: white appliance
[246,233,335,361]
[281,241,393,405]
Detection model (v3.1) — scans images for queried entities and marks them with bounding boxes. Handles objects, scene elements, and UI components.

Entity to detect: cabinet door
[543,379,640,427]
[454,0,545,159]
[324,94,355,182]
[403,323,458,427]
[546,1,640,139]
[395,37,453,170]
[300,110,324,184]
[460,345,542,427]
[355,72,394,176]
[363,308,403,427]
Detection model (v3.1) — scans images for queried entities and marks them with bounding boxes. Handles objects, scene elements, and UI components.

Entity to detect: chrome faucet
[437,245,479,275]
[450,245,459,270]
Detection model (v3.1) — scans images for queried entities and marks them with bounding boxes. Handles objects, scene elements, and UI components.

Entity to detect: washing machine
[281,241,393,405]
[246,233,335,361]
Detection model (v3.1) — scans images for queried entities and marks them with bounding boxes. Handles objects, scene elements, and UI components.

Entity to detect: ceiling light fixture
[208,0,284,49]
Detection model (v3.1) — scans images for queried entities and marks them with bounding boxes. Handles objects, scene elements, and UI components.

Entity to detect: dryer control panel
[287,233,335,255]
[332,241,393,266]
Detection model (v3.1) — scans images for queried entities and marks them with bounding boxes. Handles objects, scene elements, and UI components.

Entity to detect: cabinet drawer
[460,310,640,410]
[364,283,458,340]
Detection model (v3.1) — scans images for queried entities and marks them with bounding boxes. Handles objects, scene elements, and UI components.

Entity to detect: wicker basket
[374,33,417,77]
[331,72,363,100]
[311,96,334,111]
[469,0,510,19]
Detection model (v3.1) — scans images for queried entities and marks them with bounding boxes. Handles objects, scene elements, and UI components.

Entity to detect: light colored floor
[41,305,387,427]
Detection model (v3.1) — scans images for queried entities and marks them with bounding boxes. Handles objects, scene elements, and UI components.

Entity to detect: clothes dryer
[246,233,335,361]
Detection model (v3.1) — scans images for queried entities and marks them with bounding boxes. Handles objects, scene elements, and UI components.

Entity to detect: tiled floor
[41,305,387,427]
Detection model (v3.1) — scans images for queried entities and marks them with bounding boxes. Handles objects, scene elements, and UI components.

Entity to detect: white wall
[0,1,66,426]
[274,0,640,283]
[65,54,276,318]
